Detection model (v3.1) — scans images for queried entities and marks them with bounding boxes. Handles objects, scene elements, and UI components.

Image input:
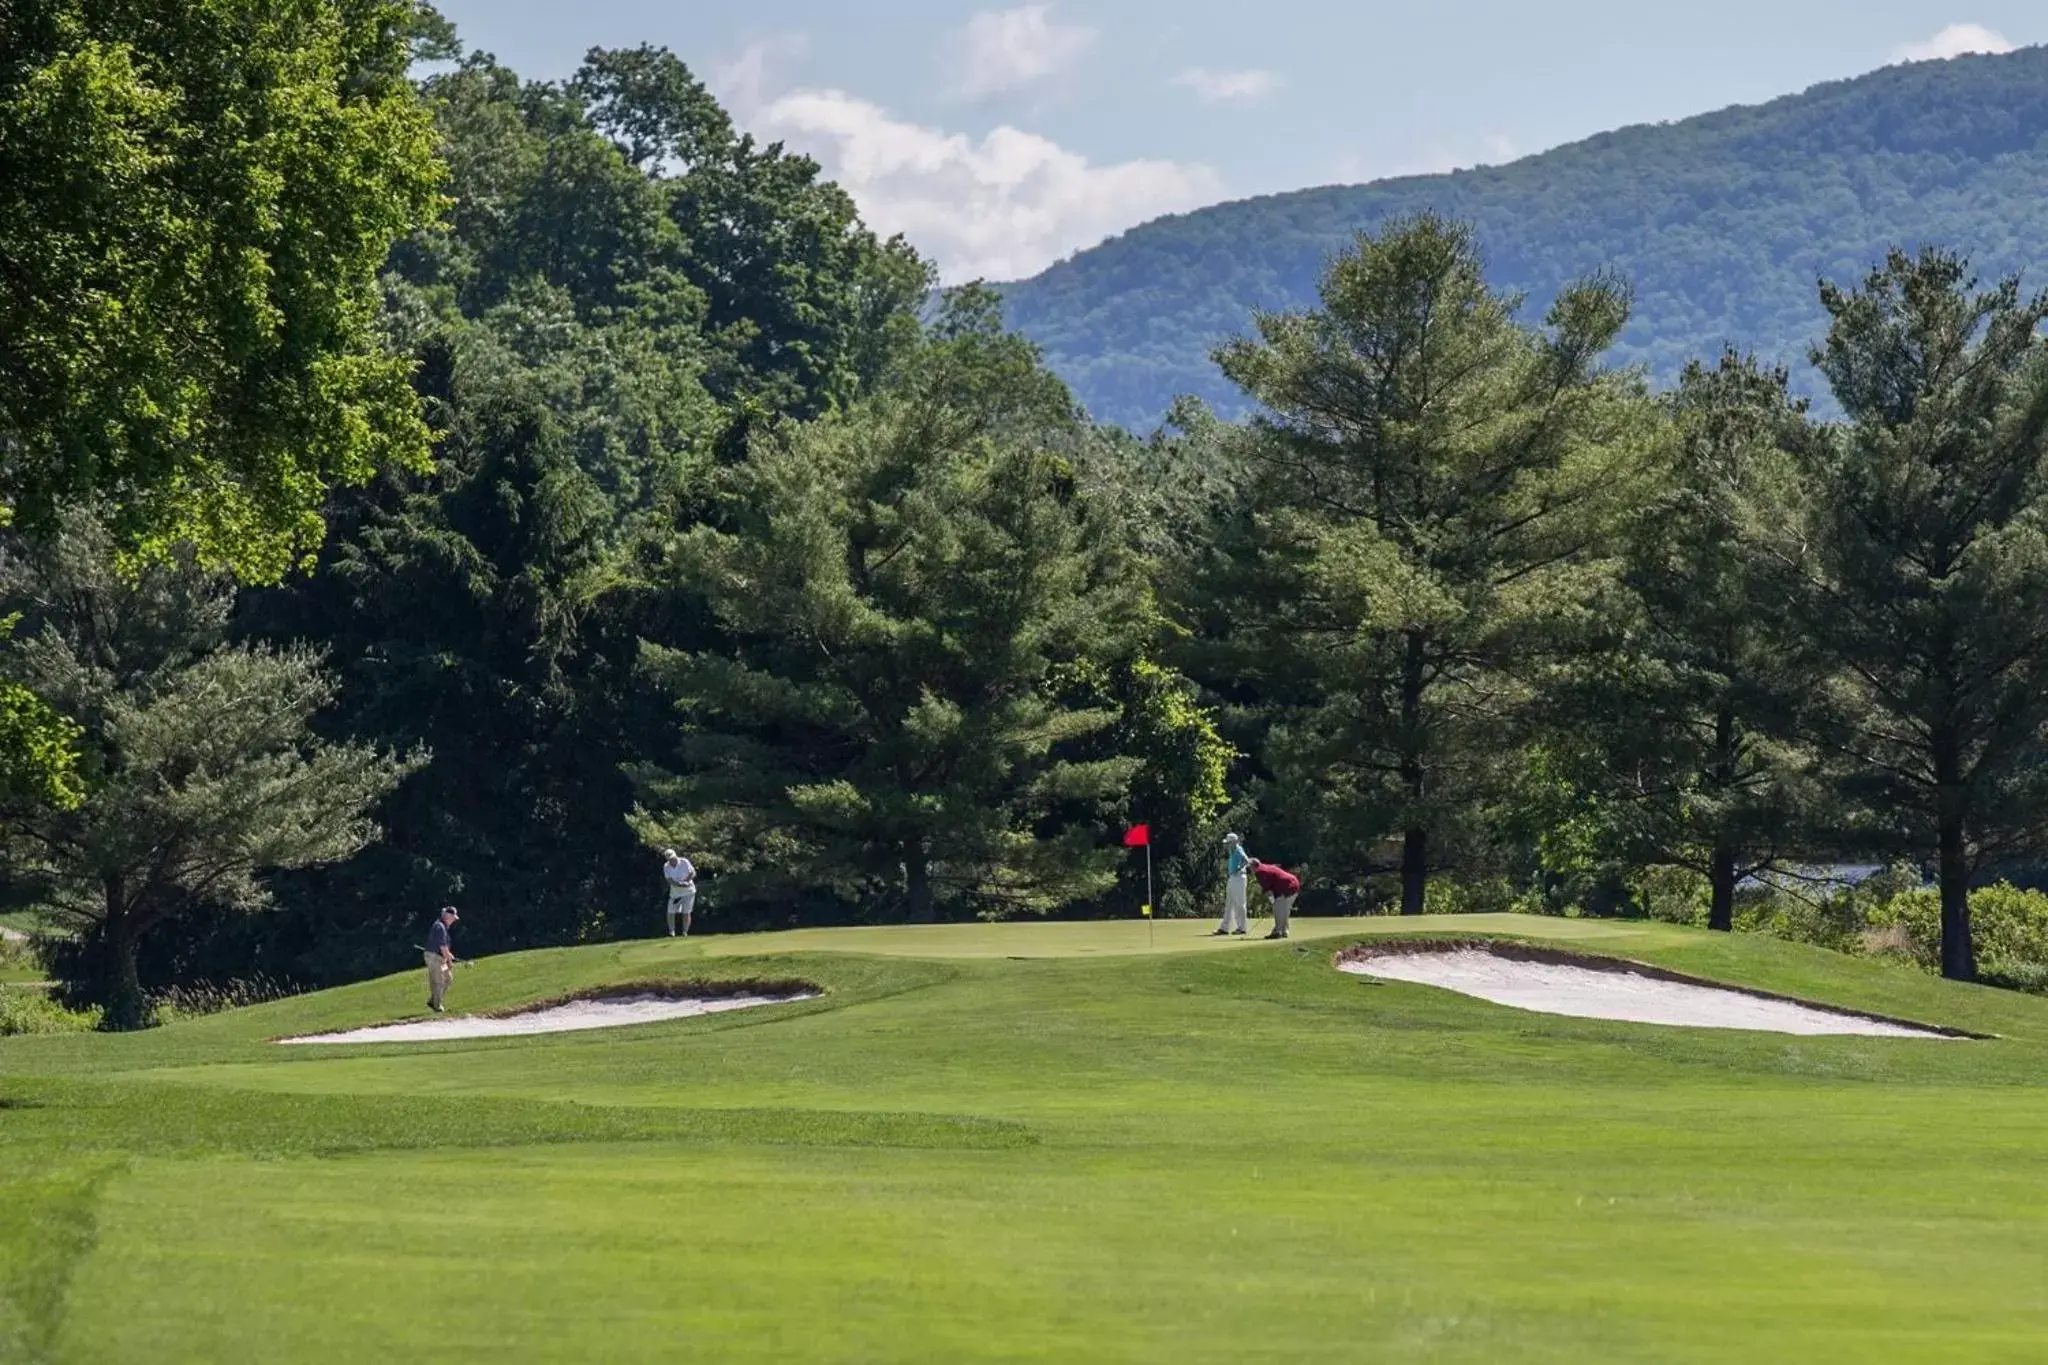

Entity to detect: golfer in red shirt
[1251,861,1301,939]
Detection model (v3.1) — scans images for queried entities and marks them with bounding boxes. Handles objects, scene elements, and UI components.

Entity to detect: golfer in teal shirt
[1213,833,1253,936]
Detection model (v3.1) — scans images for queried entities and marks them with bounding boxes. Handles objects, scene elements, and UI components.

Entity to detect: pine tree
[1535,352,1827,930]
[1783,248,2048,980]
[629,298,1145,923]
[1212,215,1648,912]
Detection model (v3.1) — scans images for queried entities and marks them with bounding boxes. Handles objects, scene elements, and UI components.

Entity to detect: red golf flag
[1122,824,1150,848]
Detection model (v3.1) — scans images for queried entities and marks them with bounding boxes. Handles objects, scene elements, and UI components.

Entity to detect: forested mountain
[1002,46,2048,429]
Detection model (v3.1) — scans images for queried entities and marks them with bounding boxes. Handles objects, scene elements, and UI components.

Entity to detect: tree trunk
[1400,827,1427,915]
[1400,628,1427,916]
[1708,699,1738,933]
[1936,789,1974,982]
[103,906,150,1032]
[1708,844,1736,933]
[905,845,934,924]
[1932,723,1975,981]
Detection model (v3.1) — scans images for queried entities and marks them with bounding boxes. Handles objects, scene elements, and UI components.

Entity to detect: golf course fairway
[4,913,2046,1362]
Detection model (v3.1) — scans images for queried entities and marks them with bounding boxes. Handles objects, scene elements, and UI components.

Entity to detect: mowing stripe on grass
[0,1078,1034,1157]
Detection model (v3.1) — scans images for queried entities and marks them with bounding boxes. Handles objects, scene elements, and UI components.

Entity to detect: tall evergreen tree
[1212,215,1647,913]
[1534,353,1826,930]
[1782,248,2048,980]
[629,297,1146,923]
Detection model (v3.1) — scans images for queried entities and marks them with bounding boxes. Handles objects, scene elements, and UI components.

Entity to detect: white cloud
[1891,23,2016,63]
[747,88,1221,282]
[949,5,1096,100]
[711,32,811,115]
[1172,67,1282,104]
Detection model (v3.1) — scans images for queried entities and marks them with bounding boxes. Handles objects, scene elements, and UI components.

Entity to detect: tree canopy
[0,0,447,580]
[1200,216,1650,912]
[630,297,1147,923]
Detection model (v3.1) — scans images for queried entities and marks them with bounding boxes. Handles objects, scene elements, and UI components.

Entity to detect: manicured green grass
[5,914,2048,1363]
[683,911,1648,960]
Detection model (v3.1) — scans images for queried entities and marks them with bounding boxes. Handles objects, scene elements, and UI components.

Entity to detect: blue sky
[430,1,2045,282]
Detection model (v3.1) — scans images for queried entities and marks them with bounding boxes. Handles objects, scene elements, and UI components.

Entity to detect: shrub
[1869,882,2048,978]
[1979,960,2048,996]
[1734,888,1868,954]
[0,986,99,1035]
[0,932,35,975]
[1423,877,1527,917]
[1633,867,1708,926]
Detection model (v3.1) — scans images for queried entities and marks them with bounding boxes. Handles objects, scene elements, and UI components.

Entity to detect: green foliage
[1206,215,1649,910]
[1050,657,1235,917]
[1001,48,2048,431]
[0,664,81,811]
[232,28,930,974]
[0,0,446,580]
[630,300,1145,922]
[0,515,420,1027]
[1778,247,2048,979]
[0,987,97,1036]
[1531,353,1828,928]
[1869,883,2048,982]
[1735,883,1881,957]
[568,43,931,419]
[1420,877,1523,917]
[1732,871,2048,995]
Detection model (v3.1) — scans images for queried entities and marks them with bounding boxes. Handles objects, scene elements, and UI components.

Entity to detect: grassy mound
[4,915,2046,1362]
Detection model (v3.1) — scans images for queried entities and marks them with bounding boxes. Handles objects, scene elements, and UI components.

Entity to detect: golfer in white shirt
[662,849,696,937]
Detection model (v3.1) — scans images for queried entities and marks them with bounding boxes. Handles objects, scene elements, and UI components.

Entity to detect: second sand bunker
[280,990,817,1045]
[1340,946,1956,1037]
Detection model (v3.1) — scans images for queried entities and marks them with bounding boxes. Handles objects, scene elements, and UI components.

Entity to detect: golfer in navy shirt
[425,905,458,1012]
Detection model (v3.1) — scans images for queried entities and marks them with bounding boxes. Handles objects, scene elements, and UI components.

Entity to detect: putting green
[664,912,1654,961]
[6,915,2047,1363]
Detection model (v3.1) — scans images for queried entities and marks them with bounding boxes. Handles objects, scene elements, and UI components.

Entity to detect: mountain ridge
[1001,46,2048,429]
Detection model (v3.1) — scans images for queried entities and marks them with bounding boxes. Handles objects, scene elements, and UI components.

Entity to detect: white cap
[1222,832,1241,845]
[663,848,678,860]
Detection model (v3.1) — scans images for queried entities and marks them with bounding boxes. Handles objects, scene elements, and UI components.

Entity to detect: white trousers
[1218,872,1248,933]
[666,885,696,934]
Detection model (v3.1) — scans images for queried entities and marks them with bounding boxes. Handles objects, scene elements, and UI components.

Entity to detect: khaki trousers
[1270,893,1297,935]
[425,951,452,1008]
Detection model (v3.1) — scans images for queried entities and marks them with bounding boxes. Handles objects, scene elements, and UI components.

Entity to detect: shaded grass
[0,1077,1035,1160]
[0,1159,115,1365]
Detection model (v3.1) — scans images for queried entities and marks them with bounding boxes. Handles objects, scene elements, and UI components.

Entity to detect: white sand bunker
[1340,945,1962,1038]
[279,989,818,1045]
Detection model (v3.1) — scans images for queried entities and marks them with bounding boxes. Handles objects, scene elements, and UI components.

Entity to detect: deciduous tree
[0,0,446,580]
